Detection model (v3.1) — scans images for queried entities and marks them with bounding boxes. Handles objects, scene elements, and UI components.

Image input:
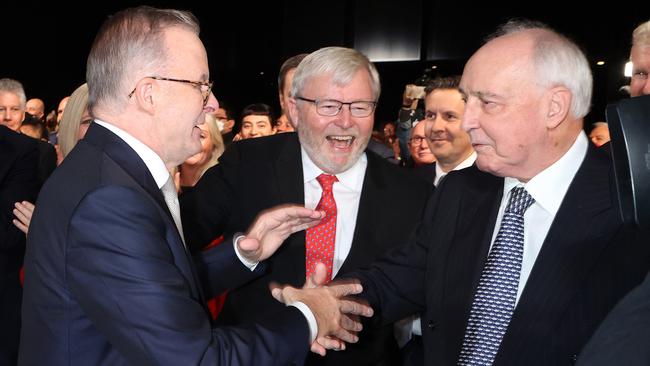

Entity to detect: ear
[131,78,156,115]
[545,86,571,129]
[287,97,300,129]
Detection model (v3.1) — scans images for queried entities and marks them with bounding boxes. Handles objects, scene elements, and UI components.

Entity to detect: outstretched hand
[270,263,373,356]
[237,204,324,263]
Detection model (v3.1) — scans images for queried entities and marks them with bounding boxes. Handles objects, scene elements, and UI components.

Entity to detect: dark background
[4,0,646,129]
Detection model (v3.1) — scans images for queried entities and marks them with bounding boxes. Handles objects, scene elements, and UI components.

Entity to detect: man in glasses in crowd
[181,46,431,365]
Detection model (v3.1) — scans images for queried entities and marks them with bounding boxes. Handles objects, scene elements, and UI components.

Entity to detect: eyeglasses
[128,76,213,106]
[296,97,377,118]
[408,136,427,146]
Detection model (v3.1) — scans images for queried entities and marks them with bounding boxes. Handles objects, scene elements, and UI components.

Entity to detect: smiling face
[240,115,275,139]
[423,88,471,168]
[289,70,374,174]
[153,26,216,167]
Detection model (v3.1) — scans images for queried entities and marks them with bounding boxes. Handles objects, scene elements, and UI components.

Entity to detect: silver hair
[488,19,593,119]
[86,6,199,113]
[0,78,27,107]
[290,47,381,101]
[632,19,650,48]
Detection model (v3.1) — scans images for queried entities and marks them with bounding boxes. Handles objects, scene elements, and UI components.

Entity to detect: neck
[438,150,473,173]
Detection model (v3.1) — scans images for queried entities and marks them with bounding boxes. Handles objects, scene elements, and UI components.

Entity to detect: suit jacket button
[427,320,437,329]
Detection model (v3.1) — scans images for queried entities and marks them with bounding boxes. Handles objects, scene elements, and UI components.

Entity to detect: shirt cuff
[289,301,318,343]
[233,233,258,271]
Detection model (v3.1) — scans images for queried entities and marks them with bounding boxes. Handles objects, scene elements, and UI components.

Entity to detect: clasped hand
[271,263,373,356]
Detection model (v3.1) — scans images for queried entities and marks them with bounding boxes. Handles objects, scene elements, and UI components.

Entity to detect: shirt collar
[94,119,170,189]
[435,151,477,184]
[504,132,588,216]
[301,147,367,191]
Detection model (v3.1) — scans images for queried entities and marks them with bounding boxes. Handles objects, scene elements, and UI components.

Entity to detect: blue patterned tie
[457,187,535,365]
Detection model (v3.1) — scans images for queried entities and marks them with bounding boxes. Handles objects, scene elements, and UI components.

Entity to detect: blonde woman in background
[177,113,225,189]
[13,83,90,234]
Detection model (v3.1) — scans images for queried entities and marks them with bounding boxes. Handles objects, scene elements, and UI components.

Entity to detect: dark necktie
[305,174,338,282]
[458,186,535,365]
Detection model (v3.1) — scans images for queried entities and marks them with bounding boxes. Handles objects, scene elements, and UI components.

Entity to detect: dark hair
[217,100,233,119]
[424,75,461,96]
[241,103,275,126]
[21,113,48,140]
[278,54,308,94]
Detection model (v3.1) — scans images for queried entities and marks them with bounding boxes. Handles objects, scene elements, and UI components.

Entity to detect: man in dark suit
[181,47,431,365]
[343,20,650,365]
[0,124,39,365]
[19,6,370,366]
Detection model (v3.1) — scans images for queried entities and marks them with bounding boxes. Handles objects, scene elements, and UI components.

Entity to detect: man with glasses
[181,46,431,365]
[20,7,373,366]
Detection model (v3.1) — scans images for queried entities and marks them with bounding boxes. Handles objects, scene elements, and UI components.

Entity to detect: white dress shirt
[492,132,588,305]
[302,147,367,278]
[434,151,477,186]
[95,120,319,340]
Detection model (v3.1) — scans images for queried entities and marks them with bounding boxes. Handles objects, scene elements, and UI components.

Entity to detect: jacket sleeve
[68,185,309,365]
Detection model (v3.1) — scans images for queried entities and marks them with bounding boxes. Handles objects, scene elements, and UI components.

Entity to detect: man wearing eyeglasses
[181,46,431,365]
[20,7,373,366]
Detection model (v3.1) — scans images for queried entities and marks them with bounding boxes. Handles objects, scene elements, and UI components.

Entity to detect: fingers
[329,327,359,344]
[339,298,374,318]
[312,336,346,355]
[326,279,364,298]
[12,219,28,234]
[339,314,363,332]
[305,262,327,288]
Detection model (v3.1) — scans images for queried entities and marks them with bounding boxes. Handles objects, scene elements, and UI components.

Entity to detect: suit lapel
[83,123,205,302]
[337,153,384,275]
[272,133,308,284]
[501,145,614,350]
[440,170,503,352]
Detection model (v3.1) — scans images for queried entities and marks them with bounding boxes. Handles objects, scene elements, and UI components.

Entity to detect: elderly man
[181,46,431,365]
[344,19,650,365]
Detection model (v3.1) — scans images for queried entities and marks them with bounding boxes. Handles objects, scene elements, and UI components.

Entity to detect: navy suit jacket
[0,125,39,363]
[19,123,310,366]
[351,143,650,365]
[180,132,431,365]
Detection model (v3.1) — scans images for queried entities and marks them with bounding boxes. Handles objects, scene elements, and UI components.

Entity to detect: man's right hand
[270,263,373,356]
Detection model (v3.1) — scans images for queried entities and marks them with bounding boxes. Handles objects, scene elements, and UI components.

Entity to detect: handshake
[237,204,374,357]
[271,263,373,356]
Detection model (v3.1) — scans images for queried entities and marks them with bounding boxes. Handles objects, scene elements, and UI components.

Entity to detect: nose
[204,92,218,113]
[334,106,354,129]
[461,100,478,132]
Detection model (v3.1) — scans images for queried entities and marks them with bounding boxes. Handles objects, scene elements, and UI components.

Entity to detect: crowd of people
[1,5,649,366]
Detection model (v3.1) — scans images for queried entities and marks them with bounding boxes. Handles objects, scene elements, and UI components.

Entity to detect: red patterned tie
[305,174,338,282]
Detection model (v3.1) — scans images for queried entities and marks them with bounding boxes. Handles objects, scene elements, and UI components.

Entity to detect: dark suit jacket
[35,139,56,186]
[19,123,310,366]
[577,265,650,365]
[351,143,650,365]
[180,132,432,365]
[0,125,39,364]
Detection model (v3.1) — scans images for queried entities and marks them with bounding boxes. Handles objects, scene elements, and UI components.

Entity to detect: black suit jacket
[351,143,650,365]
[20,123,311,366]
[0,125,39,363]
[181,132,432,365]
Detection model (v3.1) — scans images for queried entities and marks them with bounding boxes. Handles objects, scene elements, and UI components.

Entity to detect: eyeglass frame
[128,76,213,106]
[408,135,427,146]
[295,96,377,118]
